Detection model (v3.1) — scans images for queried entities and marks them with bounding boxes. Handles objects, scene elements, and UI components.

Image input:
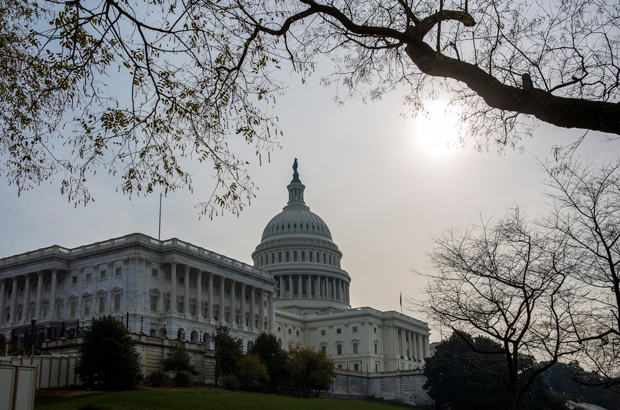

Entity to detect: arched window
[286,251,290,262]
[306,223,309,229]
[264,255,268,266]
[261,255,263,266]
[279,252,282,263]
[312,224,315,230]
[323,253,326,264]
[294,251,297,261]
[301,251,305,262]
[317,252,320,262]
[329,255,332,265]
[294,223,297,229]
[272,253,275,264]
[282,224,285,230]
[309,252,313,262]
[288,223,290,229]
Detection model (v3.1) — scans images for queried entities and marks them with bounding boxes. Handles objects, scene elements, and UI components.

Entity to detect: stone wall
[323,368,434,407]
[41,334,216,384]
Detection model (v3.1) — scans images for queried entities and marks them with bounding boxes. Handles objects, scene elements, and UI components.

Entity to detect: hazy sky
[0,72,616,342]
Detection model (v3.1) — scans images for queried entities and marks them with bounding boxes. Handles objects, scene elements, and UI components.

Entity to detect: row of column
[0,269,56,325]
[170,262,275,331]
[395,327,427,362]
[274,274,349,303]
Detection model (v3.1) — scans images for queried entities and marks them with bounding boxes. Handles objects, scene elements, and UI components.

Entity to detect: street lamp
[45,324,50,341]
[162,320,167,338]
[30,318,37,353]
[140,316,144,334]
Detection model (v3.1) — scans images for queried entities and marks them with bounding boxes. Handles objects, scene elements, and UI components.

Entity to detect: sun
[411,102,462,156]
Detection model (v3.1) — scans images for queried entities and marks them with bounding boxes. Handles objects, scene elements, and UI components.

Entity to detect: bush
[149,370,168,387]
[161,343,198,375]
[173,370,192,387]
[236,354,269,390]
[221,374,241,391]
[75,315,142,391]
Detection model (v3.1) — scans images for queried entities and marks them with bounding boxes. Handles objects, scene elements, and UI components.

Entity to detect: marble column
[208,273,214,320]
[182,266,189,315]
[240,283,246,327]
[306,275,311,297]
[170,262,177,312]
[23,274,31,321]
[196,271,202,318]
[258,288,265,330]
[278,276,282,298]
[287,275,292,298]
[250,286,256,329]
[268,292,275,332]
[35,271,43,318]
[10,277,19,323]
[297,275,302,297]
[0,280,5,324]
[219,276,225,323]
[50,269,58,318]
[230,279,236,325]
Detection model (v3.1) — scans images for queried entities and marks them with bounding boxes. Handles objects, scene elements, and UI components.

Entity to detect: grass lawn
[35,389,423,410]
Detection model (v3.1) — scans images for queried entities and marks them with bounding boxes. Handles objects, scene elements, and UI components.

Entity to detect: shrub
[75,315,142,391]
[161,343,198,375]
[221,374,241,391]
[149,370,168,387]
[173,370,192,387]
[236,354,269,390]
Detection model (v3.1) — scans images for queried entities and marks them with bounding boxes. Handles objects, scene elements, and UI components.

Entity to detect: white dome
[261,204,332,241]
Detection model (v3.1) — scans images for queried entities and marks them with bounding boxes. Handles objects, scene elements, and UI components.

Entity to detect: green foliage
[247,332,290,391]
[236,354,269,390]
[148,370,168,387]
[221,374,241,391]
[212,325,243,387]
[0,333,6,354]
[75,315,143,391]
[289,347,336,398]
[543,361,620,410]
[173,370,192,387]
[424,333,566,410]
[161,343,198,375]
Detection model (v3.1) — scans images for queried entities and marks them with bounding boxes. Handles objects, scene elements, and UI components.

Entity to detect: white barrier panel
[0,364,36,410]
[39,356,51,388]
[0,355,78,389]
[58,356,68,387]
[49,356,60,387]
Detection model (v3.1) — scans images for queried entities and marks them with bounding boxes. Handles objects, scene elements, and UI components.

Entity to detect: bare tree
[1,0,619,209]
[423,208,579,410]
[543,159,620,390]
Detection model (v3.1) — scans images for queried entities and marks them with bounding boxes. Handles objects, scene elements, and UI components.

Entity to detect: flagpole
[158,193,162,240]
[400,291,402,314]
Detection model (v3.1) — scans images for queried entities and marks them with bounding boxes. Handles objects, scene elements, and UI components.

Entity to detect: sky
[1,71,617,342]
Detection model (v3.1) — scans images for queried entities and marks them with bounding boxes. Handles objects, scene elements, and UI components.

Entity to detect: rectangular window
[321,330,326,336]
[20,287,24,295]
[337,344,342,355]
[201,307,207,317]
[115,267,122,277]
[99,270,107,280]
[213,308,219,321]
[70,302,77,318]
[374,344,378,354]
[321,346,326,353]
[288,329,292,334]
[352,326,358,333]
[214,286,219,295]
[264,300,267,307]
[30,309,35,319]
[336,328,342,334]
[72,276,78,286]
[235,292,239,301]
[151,269,158,278]
[190,280,196,289]
[18,310,22,321]
[225,311,230,322]
[337,364,342,369]
[190,304,196,316]
[225,289,230,298]
[178,276,184,285]
[45,282,51,291]
[56,304,63,318]
[254,298,258,305]
[85,274,92,283]
[245,295,249,302]
[114,294,121,311]
[296,330,300,336]
[84,300,91,316]
[245,316,249,326]
[165,272,171,281]
[43,306,49,317]
[201,283,207,292]
[99,297,106,313]
[235,314,239,325]
[354,363,359,371]
[32,284,37,293]
[164,298,170,312]
[150,296,157,312]
[353,343,359,354]
[177,302,183,313]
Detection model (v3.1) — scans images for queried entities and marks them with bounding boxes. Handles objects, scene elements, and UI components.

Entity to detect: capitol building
[0,161,430,373]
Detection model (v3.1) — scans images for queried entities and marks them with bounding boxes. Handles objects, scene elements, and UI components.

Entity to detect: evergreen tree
[248,332,290,392]
[75,315,143,391]
[212,325,243,387]
[161,343,199,375]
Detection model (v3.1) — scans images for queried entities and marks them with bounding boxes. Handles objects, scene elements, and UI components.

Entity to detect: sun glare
[411,102,461,156]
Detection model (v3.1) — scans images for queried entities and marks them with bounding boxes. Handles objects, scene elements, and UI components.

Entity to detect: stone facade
[0,234,277,349]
